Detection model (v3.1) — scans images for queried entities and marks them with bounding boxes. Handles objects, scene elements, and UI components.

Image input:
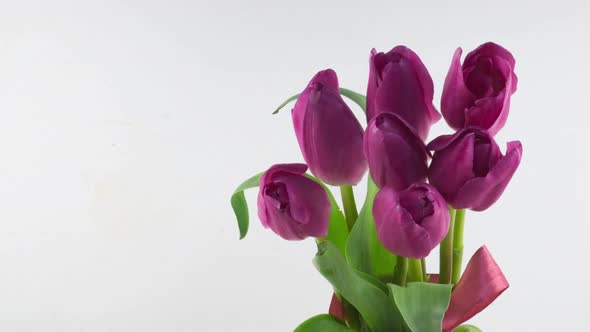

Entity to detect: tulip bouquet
[230,42,522,332]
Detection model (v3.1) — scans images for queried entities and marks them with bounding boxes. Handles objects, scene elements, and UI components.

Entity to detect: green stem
[336,186,362,329]
[393,256,409,286]
[407,258,424,282]
[439,207,456,284]
[421,258,427,281]
[452,209,466,284]
[340,185,358,231]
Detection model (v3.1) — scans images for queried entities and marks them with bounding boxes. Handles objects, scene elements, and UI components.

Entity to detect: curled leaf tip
[316,241,329,256]
[272,93,300,114]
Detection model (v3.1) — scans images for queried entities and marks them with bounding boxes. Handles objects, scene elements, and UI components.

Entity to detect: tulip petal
[292,70,338,148]
[442,246,509,331]
[464,96,503,133]
[464,42,515,71]
[417,191,450,246]
[293,70,367,186]
[426,132,458,152]
[463,42,517,96]
[490,54,517,94]
[292,88,311,160]
[374,187,432,258]
[365,113,429,190]
[373,184,449,259]
[262,206,305,240]
[257,163,330,240]
[367,48,379,119]
[392,47,435,104]
[260,163,308,180]
[367,46,440,140]
[292,70,339,157]
[428,131,476,205]
[441,48,476,130]
[256,189,270,228]
[275,172,331,236]
[453,141,522,211]
[376,62,425,134]
[301,88,367,185]
[464,57,515,136]
[442,43,517,136]
[393,46,441,125]
[257,164,308,229]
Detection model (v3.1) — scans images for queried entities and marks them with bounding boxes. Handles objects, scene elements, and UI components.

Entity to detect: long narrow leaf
[306,175,348,255]
[272,88,366,114]
[272,93,299,114]
[388,282,453,332]
[314,241,405,332]
[339,88,367,112]
[230,173,262,239]
[454,325,483,332]
[346,177,398,279]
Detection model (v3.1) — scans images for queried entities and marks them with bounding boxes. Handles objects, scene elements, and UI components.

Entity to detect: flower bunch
[231,42,522,332]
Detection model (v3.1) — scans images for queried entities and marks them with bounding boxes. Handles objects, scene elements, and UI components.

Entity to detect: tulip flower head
[367,46,441,140]
[428,128,522,211]
[257,163,330,240]
[441,42,518,136]
[373,183,450,259]
[364,112,429,190]
[292,69,367,186]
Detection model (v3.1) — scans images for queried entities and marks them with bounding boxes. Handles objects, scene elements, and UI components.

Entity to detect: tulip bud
[441,42,518,136]
[292,69,367,186]
[257,163,330,240]
[427,128,523,211]
[364,112,429,190]
[373,183,450,259]
[367,46,441,140]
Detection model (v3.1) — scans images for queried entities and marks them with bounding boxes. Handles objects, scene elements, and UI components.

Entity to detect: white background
[0,1,588,331]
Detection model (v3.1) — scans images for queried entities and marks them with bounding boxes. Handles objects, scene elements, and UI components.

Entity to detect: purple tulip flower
[373,183,450,259]
[367,46,441,140]
[257,163,330,240]
[364,112,429,190]
[441,42,518,136]
[428,128,523,211]
[292,69,367,186]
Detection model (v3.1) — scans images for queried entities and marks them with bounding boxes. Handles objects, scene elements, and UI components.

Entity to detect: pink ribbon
[327,245,509,331]
[442,245,509,331]
[329,293,345,321]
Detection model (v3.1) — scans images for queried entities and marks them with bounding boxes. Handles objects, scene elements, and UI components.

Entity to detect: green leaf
[339,88,367,112]
[230,173,262,239]
[314,241,405,332]
[454,325,483,332]
[346,177,398,279]
[294,314,352,332]
[354,270,389,293]
[306,175,348,255]
[388,282,453,332]
[272,88,366,115]
[272,93,300,114]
